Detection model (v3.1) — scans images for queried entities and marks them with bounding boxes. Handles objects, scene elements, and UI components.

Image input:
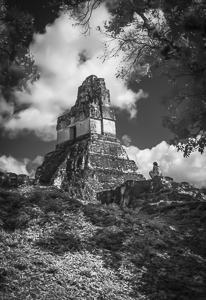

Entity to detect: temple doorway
[70,126,76,140]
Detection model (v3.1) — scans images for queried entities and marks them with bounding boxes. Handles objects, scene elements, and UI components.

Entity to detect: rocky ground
[0,184,206,300]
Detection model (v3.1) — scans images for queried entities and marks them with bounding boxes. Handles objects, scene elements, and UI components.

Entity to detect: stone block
[17,174,29,185]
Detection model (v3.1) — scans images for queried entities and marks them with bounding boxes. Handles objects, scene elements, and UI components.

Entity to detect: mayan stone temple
[36,75,144,199]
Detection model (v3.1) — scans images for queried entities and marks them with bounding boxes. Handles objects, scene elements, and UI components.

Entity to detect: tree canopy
[0,0,37,87]
[1,0,206,157]
[65,0,206,157]
[0,0,87,92]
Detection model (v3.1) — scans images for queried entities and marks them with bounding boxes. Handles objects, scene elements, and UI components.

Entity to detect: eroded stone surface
[97,174,206,209]
[0,171,30,188]
[36,75,143,199]
[56,75,116,145]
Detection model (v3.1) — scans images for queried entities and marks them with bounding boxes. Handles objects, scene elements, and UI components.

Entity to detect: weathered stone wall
[56,75,117,145]
[77,118,90,137]
[90,119,102,134]
[0,171,31,188]
[57,117,91,144]
[36,75,143,199]
[57,128,70,144]
[96,176,201,209]
[37,132,143,198]
[102,119,116,135]
[36,147,71,185]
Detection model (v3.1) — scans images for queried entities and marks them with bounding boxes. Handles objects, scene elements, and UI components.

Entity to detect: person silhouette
[149,162,162,178]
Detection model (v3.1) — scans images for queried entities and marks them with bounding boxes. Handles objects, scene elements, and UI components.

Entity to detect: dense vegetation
[0,185,206,299]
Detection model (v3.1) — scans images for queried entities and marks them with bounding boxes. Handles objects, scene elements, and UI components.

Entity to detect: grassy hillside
[0,185,206,300]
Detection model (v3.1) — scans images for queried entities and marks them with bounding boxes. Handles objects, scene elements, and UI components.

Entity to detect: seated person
[149,162,162,178]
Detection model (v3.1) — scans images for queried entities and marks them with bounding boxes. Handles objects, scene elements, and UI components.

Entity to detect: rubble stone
[0,171,7,186]
[97,179,153,207]
[17,174,30,185]
[0,171,33,188]
[6,172,18,187]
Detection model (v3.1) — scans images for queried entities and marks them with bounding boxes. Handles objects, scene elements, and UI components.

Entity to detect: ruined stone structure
[36,75,144,199]
[0,171,30,188]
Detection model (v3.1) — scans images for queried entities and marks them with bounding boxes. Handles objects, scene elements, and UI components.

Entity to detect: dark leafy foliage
[65,0,206,156]
[0,1,37,90]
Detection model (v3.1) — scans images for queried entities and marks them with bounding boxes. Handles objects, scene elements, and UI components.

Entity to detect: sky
[0,2,206,188]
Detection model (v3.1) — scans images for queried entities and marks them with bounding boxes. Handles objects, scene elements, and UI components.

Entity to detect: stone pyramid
[36,75,144,199]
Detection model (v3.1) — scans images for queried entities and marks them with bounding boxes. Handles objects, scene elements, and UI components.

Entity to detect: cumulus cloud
[26,155,44,177]
[125,141,206,188]
[122,134,132,147]
[0,4,148,141]
[0,155,43,177]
